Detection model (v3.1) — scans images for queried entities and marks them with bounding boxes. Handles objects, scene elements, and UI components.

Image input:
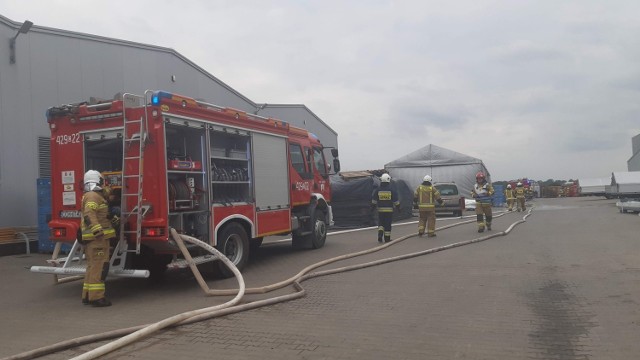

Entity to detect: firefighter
[80,170,116,307]
[102,185,121,244]
[471,172,494,233]
[413,175,444,237]
[515,182,526,212]
[505,184,515,211]
[371,173,400,243]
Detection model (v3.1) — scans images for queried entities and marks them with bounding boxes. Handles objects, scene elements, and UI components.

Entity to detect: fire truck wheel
[310,211,327,249]
[217,222,249,278]
[292,210,327,249]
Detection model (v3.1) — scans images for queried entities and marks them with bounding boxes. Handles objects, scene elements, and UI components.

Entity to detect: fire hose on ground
[3,209,532,360]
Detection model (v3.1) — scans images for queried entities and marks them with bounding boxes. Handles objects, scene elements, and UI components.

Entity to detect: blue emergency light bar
[151,91,173,105]
[151,91,198,108]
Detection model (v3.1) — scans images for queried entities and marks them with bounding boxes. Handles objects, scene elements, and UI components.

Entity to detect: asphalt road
[1,197,638,359]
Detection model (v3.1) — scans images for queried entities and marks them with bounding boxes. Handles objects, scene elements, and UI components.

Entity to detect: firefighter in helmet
[471,172,494,233]
[515,182,526,212]
[371,173,400,243]
[80,170,116,307]
[413,175,444,237]
[505,184,515,211]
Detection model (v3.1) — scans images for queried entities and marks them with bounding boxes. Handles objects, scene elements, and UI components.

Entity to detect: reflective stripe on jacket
[414,184,441,209]
[515,188,525,198]
[472,182,494,204]
[81,191,116,241]
[505,189,515,200]
[372,185,399,213]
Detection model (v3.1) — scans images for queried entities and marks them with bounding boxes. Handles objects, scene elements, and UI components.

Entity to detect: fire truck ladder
[119,93,149,254]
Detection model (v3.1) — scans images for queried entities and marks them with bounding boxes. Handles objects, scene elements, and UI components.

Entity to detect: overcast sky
[3,1,639,181]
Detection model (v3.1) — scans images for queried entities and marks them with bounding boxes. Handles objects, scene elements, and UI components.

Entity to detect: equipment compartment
[210,129,252,205]
[165,123,209,240]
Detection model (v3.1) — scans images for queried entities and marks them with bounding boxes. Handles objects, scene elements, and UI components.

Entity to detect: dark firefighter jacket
[371,183,399,213]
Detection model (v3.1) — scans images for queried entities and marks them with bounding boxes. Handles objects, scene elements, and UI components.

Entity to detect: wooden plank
[0,227,37,243]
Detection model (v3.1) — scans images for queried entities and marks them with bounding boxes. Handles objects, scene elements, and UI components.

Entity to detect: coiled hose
[3,209,531,360]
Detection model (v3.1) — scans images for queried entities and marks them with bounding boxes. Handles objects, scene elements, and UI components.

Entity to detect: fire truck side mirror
[333,159,341,173]
[331,148,339,157]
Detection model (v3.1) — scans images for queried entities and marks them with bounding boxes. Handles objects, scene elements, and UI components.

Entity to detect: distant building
[0,15,338,227]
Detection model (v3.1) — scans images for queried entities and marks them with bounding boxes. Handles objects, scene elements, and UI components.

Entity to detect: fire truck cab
[34,91,340,278]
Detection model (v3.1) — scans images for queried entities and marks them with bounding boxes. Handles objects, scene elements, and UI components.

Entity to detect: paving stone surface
[1,197,639,359]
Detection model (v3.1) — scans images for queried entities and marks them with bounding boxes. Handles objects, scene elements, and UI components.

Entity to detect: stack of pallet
[0,228,16,243]
[0,227,39,243]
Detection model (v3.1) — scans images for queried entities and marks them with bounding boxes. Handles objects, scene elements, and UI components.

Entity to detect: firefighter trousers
[506,198,514,211]
[475,203,492,231]
[82,237,110,302]
[377,211,393,242]
[418,209,436,236]
[517,198,526,211]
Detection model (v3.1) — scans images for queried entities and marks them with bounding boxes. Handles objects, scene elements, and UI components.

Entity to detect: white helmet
[380,173,391,183]
[517,182,523,187]
[84,170,104,191]
[423,175,432,182]
[507,184,512,189]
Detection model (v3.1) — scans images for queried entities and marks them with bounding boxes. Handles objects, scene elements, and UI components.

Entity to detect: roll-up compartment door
[252,133,289,210]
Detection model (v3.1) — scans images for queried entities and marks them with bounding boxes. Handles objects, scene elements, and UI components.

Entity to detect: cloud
[2,0,640,181]
[490,41,567,64]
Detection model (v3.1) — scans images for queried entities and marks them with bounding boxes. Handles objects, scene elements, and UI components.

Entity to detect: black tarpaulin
[330,173,414,229]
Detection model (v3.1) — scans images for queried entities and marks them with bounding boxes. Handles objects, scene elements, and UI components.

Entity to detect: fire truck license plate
[59,210,81,218]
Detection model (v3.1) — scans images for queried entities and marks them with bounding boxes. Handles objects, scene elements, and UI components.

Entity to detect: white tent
[611,171,640,196]
[578,177,610,196]
[384,144,490,197]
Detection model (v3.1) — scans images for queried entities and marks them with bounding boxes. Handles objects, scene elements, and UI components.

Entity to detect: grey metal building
[628,134,640,172]
[0,14,338,228]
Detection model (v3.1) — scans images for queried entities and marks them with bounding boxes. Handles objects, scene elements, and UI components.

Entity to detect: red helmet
[475,172,485,180]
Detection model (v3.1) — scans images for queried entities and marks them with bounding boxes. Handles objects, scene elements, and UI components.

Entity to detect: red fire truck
[32,91,340,279]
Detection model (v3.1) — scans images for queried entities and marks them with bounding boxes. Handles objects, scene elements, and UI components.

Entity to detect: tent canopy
[384,144,490,197]
[611,171,640,185]
[578,176,610,195]
[579,177,611,187]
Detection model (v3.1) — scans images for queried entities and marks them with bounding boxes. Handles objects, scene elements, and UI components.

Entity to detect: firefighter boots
[89,298,112,307]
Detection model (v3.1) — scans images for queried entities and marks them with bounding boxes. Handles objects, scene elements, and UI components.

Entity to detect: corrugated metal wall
[0,17,338,227]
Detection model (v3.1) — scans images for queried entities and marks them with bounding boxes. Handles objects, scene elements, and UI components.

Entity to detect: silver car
[434,183,465,217]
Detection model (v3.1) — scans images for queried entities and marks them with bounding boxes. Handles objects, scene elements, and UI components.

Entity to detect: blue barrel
[37,178,71,253]
[492,184,506,207]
